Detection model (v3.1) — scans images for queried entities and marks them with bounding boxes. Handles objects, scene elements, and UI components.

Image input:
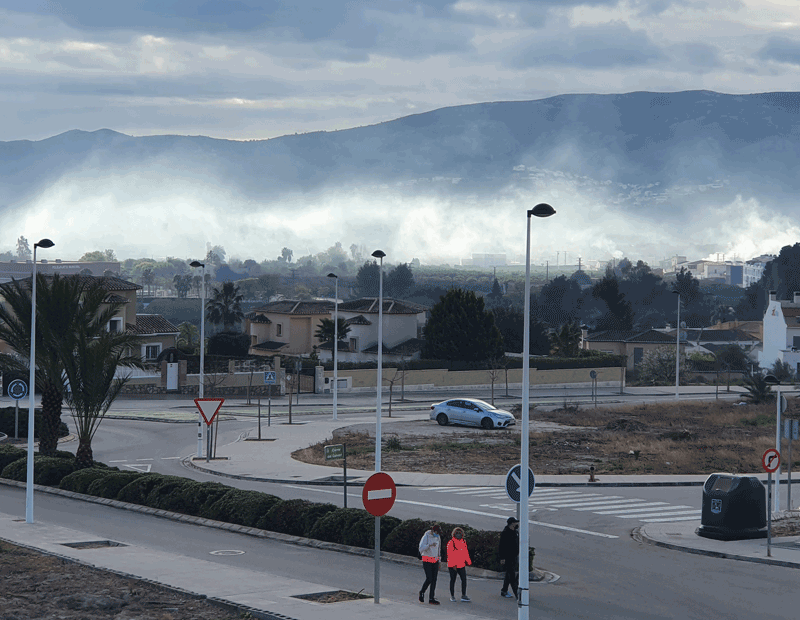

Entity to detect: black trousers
[421,561,439,599]
[501,559,518,596]
[449,566,467,597]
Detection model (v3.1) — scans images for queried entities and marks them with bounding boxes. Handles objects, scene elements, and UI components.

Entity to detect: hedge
[0,407,70,439]
[206,489,281,528]
[308,507,365,544]
[263,499,312,537]
[59,467,120,494]
[342,514,401,549]
[86,472,144,499]
[0,444,25,471]
[0,454,77,486]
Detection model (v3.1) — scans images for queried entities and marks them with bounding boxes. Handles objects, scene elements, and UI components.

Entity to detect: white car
[430,398,516,429]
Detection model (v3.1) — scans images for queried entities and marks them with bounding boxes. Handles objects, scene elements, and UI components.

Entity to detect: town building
[758,291,800,373]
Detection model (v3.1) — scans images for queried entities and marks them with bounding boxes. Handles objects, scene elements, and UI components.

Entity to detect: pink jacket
[446,538,471,568]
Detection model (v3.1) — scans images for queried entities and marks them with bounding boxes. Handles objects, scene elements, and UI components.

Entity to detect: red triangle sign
[194,398,224,426]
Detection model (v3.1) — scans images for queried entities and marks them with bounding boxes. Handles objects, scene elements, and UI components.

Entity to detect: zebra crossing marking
[592,503,685,515]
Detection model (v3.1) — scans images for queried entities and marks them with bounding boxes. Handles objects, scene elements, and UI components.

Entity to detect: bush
[86,472,144,499]
[115,474,187,506]
[145,476,195,509]
[205,489,281,527]
[59,467,119,494]
[262,499,312,536]
[180,481,234,516]
[308,508,367,544]
[383,518,430,558]
[342,514,401,549]
[300,503,338,537]
[0,454,77,486]
[0,444,25,472]
[145,478,208,514]
[465,529,502,570]
[0,407,68,439]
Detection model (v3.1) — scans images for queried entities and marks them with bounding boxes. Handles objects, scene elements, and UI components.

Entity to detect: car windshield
[469,400,496,410]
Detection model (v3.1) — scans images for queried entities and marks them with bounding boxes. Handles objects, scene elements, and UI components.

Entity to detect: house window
[349,337,358,352]
[143,344,161,360]
[793,336,800,350]
[108,318,123,334]
[633,347,644,367]
[276,324,283,337]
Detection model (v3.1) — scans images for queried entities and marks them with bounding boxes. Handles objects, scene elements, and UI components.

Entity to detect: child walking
[446,527,472,602]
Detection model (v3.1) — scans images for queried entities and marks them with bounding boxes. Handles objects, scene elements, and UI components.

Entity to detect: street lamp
[673,291,681,400]
[26,237,54,524]
[371,251,385,471]
[327,273,339,421]
[764,373,782,512]
[520,203,555,619]
[190,260,205,458]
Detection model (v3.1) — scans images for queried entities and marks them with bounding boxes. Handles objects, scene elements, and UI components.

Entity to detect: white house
[758,291,800,373]
[317,297,428,363]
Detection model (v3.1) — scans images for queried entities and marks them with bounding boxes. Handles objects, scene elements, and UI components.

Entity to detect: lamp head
[327,272,337,279]
[190,261,204,268]
[528,203,556,218]
[371,250,386,259]
[35,239,54,249]
[763,374,780,385]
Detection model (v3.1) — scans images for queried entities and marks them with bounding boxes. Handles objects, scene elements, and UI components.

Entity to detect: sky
[2,0,800,266]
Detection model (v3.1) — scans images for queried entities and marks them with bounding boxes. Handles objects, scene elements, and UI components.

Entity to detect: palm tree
[742,372,775,404]
[61,324,143,467]
[314,318,351,347]
[206,281,244,331]
[177,321,200,352]
[549,322,582,357]
[0,274,141,455]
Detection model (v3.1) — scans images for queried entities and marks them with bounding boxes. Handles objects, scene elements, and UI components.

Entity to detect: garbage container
[698,473,767,541]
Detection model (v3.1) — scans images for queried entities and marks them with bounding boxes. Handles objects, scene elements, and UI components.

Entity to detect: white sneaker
[450,596,457,602]
[461,596,471,602]
[502,592,515,598]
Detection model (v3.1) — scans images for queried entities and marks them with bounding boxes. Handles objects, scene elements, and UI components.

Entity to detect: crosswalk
[424,486,700,523]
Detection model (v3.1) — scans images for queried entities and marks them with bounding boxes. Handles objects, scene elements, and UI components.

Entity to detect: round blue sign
[8,379,28,401]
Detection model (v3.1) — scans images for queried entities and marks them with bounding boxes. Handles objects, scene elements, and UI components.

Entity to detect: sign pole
[343,445,348,508]
[374,516,381,604]
[362,472,396,606]
[775,387,782,512]
[767,470,772,557]
[14,401,19,440]
[258,398,262,440]
[788,429,792,510]
[268,394,271,427]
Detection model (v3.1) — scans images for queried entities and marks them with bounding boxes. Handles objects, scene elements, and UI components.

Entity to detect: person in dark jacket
[499,517,519,599]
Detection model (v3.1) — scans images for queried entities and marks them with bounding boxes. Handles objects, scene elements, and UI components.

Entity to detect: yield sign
[362,472,397,517]
[195,398,224,426]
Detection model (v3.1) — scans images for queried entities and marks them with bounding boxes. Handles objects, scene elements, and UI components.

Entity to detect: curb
[635,526,800,570]
[0,477,551,582]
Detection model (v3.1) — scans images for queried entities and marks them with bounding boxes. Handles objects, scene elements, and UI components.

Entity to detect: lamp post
[26,238,54,524]
[673,291,681,400]
[327,273,339,421]
[520,204,555,620]
[190,261,205,458]
[370,250,385,604]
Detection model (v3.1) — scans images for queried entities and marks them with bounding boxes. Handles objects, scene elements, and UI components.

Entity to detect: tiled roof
[126,314,180,335]
[251,300,333,315]
[338,298,428,314]
[316,340,350,351]
[251,340,289,351]
[782,307,800,318]
[586,329,676,344]
[246,312,272,324]
[665,328,758,342]
[345,314,372,326]
[104,294,130,304]
[15,274,141,291]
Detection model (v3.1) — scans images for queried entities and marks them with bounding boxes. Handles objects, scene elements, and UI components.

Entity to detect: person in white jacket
[418,523,442,605]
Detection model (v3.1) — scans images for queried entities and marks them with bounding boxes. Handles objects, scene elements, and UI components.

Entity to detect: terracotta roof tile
[126,314,179,335]
[345,314,372,326]
[338,298,428,314]
[251,340,289,351]
[251,300,333,315]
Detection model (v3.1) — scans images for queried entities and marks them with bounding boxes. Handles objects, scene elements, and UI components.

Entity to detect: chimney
[769,291,777,302]
[580,325,588,348]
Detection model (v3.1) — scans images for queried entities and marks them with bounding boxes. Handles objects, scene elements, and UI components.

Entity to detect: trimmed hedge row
[0,407,70,439]
[0,456,532,571]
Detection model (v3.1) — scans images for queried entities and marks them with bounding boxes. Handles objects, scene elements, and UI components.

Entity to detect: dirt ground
[293,400,786,476]
[0,539,243,620]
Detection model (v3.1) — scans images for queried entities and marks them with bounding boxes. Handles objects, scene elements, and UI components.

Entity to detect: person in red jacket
[446,527,472,602]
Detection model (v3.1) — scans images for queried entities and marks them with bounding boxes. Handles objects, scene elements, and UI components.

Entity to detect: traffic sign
[194,398,224,426]
[505,464,535,503]
[7,379,28,401]
[762,448,781,474]
[362,472,396,517]
[324,444,344,460]
[589,370,597,379]
[264,371,276,385]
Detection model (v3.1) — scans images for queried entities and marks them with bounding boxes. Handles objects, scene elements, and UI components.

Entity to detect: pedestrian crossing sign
[264,371,276,385]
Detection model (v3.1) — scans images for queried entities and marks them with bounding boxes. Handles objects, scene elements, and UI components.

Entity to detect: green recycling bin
[698,473,766,541]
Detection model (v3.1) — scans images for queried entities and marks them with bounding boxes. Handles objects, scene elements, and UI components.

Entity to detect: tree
[177,321,200,352]
[16,236,30,260]
[536,276,583,326]
[591,275,634,331]
[423,289,503,362]
[356,260,381,297]
[742,371,775,403]
[769,359,795,383]
[0,274,141,456]
[491,307,549,355]
[80,249,116,262]
[141,267,154,296]
[486,278,504,308]
[206,281,244,331]
[350,243,360,261]
[280,247,293,263]
[637,345,687,385]
[173,274,192,299]
[61,322,143,467]
[385,263,415,298]
[205,245,226,267]
[549,323,581,357]
[314,317,351,346]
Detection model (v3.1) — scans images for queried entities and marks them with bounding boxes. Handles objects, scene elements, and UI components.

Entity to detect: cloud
[757,36,800,66]
[508,21,665,68]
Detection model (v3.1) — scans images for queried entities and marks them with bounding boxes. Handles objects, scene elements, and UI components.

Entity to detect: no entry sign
[194,398,224,426]
[362,472,396,517]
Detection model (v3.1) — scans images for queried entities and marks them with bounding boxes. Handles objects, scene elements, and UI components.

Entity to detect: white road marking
[640,515,702,523]
[108,460,127,463]
[135,458,154,461]
[367,489,393,501]
[425,487,461,491]
[593,503,683,515]
[290,486,619,538]
[616,510,701,519]
[453,487,497,494]
[161,457,181,460]
[123,464,152,473]
[530,495,609,505]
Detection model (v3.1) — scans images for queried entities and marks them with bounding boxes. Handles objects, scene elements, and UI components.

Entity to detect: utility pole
[578,257,582,271]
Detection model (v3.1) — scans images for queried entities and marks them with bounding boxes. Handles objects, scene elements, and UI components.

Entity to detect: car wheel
[481,417,494,430]
[437,413,449,426]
